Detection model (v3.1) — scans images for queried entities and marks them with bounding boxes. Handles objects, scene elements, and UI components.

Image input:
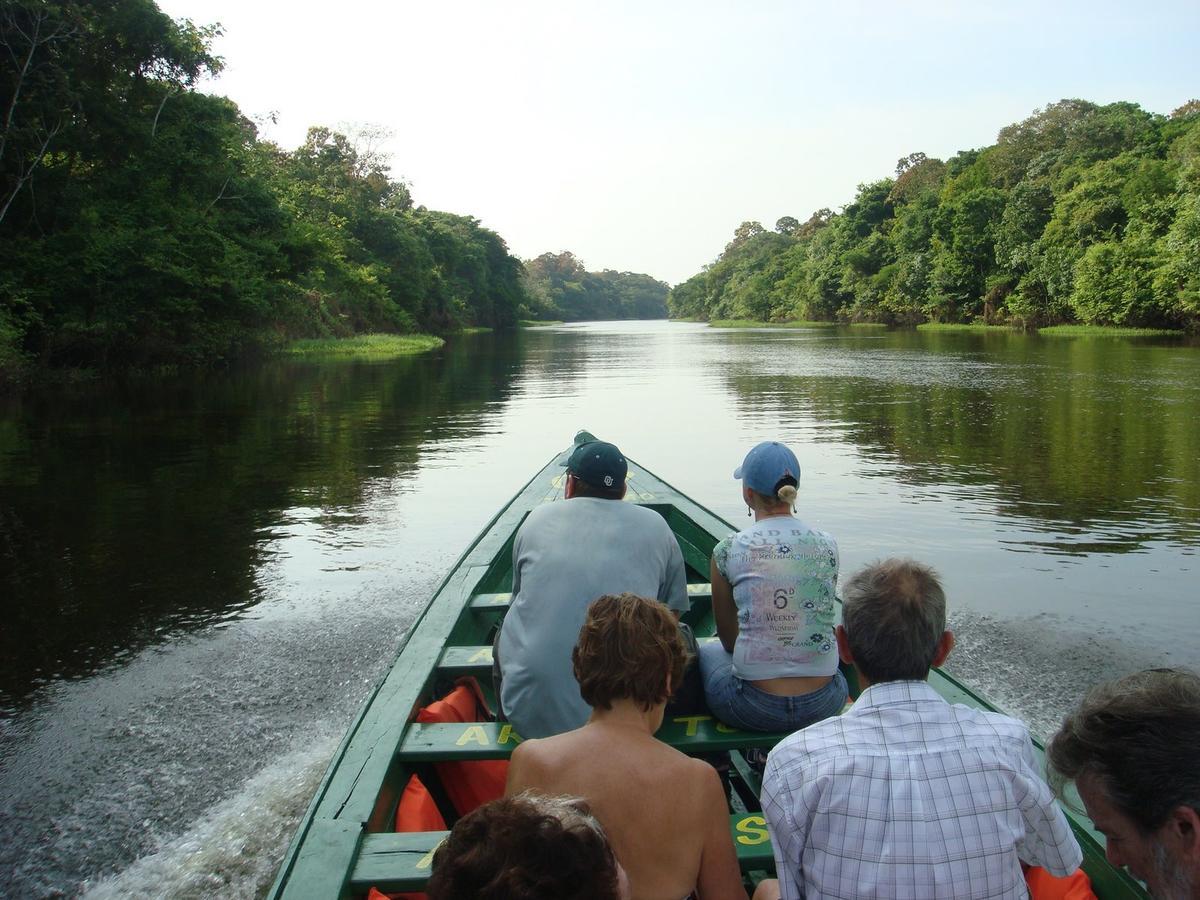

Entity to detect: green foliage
[521,252,669,321]
[1070,240,1160,325]
[671,98,1200,332]
[1037,324,1182,336]
[0,0,530,381]
[282,333,444,358]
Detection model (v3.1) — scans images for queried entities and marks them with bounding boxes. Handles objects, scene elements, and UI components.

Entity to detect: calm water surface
[1,322,1197,896]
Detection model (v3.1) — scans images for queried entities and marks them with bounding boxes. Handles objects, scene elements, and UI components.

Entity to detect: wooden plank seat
[436,633,724,679]
[436,644,496,676]
[469,581,714,615]
[348,813,775,893]
[397,714,788,762]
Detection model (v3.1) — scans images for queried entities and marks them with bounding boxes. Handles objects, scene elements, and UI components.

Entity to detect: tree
[724,220,765,253]
[775,215,800,235]
[1171,100,1200,121]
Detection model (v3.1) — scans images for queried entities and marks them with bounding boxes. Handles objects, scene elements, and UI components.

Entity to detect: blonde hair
[748,481,798,511]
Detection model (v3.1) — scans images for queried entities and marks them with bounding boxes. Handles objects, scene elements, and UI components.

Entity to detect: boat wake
[81,736,338,900]
[0,572,434,899]
[946,608,1174,742]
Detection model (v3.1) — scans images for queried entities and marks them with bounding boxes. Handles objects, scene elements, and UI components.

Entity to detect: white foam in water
[80,734,338,900]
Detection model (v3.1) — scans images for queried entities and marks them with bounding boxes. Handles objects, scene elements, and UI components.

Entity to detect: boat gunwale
[267,448,566,898]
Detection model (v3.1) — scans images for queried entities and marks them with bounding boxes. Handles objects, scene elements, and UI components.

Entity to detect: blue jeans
[698,640,848,733]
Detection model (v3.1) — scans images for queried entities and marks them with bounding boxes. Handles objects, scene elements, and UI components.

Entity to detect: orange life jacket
[377,679,510,900]
[1025,865,1097,899]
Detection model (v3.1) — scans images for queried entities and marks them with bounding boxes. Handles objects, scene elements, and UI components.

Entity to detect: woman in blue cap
[698,441,847,734]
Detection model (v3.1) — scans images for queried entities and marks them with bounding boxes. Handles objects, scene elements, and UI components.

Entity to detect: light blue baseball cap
[733,441,801,495]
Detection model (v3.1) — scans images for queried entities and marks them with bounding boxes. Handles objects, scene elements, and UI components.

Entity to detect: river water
[1,321,1197,897]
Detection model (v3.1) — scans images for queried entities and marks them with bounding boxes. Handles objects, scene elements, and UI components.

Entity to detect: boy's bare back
[507,720,743,900]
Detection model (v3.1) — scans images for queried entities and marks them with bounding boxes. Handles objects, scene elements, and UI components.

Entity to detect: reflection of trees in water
[0,333,536,708]
[722,331,1200,545]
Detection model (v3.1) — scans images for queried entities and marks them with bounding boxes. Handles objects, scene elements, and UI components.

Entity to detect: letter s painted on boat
[735,815,770,845]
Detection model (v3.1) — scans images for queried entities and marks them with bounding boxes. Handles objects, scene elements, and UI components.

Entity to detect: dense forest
[0,1,667,384]
[670,99,1200,331]
[521,251,669,321]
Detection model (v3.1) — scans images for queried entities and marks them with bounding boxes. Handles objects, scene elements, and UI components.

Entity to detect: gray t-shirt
[497,497,689,739]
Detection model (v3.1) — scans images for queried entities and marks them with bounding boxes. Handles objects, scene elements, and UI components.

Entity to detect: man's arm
[509,526,524,599]
[659,528,689,614]
[761,754,808,900]
[1014,736,1083,876]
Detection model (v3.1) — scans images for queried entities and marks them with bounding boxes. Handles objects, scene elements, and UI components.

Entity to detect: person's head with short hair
[426,792,629,900]
[565,440,627,500]
[1047,668,1200,898]
[572,593,687,713]
[734,441,800,511]
[837,558,954,686]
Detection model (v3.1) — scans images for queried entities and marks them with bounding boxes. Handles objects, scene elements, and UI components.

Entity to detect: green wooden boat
[268,436,1147,899]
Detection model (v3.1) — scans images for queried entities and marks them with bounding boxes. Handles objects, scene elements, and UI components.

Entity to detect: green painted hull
[268,443,1146,899]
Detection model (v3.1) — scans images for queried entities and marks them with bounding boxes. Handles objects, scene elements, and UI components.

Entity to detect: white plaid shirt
[761,680,1082,899]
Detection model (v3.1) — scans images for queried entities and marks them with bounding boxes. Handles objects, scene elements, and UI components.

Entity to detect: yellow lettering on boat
[456,725,489,746]
[498,724,522,745]
[415,838,446,870]
[736,815,769,845]
[673,715,711,736]
[715,721,738,733]
[468,647,492,663]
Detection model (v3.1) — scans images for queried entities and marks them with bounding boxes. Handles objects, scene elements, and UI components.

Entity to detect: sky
[156,0,1200,285]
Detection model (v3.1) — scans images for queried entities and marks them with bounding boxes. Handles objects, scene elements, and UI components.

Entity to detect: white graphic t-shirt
[713,515,838,680]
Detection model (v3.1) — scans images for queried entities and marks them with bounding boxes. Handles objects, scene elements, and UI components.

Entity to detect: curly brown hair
[425,793,621,900]
[572,593,687,712]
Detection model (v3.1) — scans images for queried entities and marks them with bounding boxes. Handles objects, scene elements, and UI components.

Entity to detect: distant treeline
[522,252,669,321]
[670,99,1200,331]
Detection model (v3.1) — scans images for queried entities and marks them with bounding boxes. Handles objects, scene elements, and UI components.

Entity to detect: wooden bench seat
[348,813,774,893]
[436,645,496,676]
[436,632,723,680]
[397,714,788,761]
[469,581,713,615]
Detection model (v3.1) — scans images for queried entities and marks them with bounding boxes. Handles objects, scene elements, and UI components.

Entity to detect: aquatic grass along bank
[282,334,444,360]
[1036,325,1186,338]
[708,319,839,329]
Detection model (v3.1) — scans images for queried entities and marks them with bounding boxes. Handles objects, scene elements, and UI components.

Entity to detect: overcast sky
[156,0,1199,285]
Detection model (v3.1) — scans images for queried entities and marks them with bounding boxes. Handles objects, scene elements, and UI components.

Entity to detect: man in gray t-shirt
[496,439,690,739]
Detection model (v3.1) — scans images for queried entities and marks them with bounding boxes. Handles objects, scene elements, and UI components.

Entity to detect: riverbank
[709,318,837,328]
[282,334,444,359]
[699,319,1188,338]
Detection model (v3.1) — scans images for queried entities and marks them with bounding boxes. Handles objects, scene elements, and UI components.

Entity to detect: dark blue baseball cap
[566,440,627,490]
[734,441,800,495]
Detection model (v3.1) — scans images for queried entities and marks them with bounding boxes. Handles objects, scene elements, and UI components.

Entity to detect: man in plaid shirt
[757,558,1082,899]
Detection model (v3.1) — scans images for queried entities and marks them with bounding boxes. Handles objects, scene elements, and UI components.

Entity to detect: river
[1,321,1197,897]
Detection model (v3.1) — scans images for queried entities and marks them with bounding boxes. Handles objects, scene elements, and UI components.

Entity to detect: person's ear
[932,630,955,667]
[836,624,854,664]
[1163,804,1200,857]
[619,479,628,499]
[564,473,577,499]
